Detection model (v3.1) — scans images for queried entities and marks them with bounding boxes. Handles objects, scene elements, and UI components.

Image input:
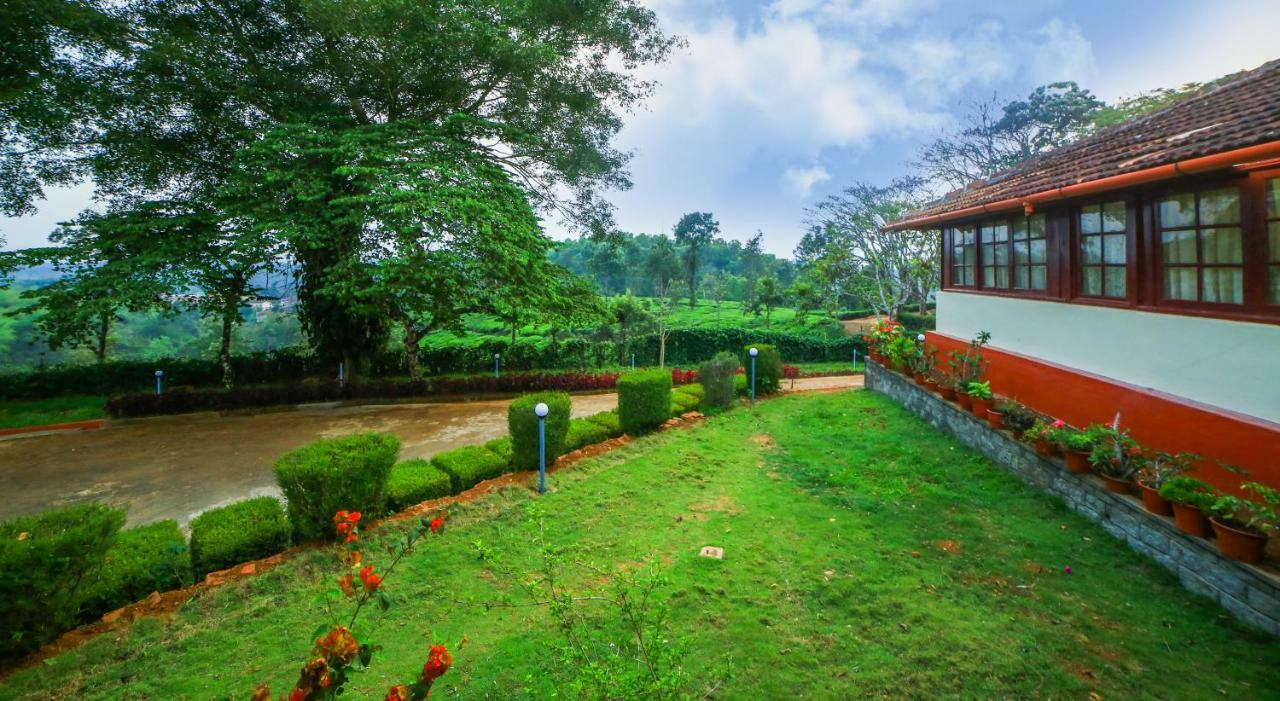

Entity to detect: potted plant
[947,332,990,414]
[999,401,1038,439]
[1026,418,1064,456]
[909,344,936,386]
[988,398,1015,430]
[1207,483,1279,564]
[1135,452,1198,516]
[966,380,993,418]
[1088,417,1145,494]
[1058,426,1096,475]
[1158,476,1216,537]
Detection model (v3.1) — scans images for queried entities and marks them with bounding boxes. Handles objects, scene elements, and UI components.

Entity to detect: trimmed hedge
[741,344,783,395]
[79,519,192,622]
[700,352,740,410]
[431,446,509,493]
[0,503,125,658]
[484,436,514,466]
[508,392,572,471]
[584,410,623,438]
[617,369,672,435]
[273,433,399,541]
[189,497,291,579]
[898,310,936,331]
[386,459,453,511]
[565,418,611,452]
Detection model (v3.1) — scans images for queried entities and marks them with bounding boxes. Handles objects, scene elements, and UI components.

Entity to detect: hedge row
[618,369,672,435]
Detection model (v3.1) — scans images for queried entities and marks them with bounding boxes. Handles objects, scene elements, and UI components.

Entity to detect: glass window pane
[961,267,973,286]
[1029,214,1046,239]
[1163,268,1197,301]
[1082,235,1102,264]
[992,242,1009,265]
[1270,222,1280,264]
[1102,234,1126,264]
[1104,267,1126,298]
[982,266,994,287]
[1199,187,1240,225]
[1029,239,1046,264]
[995,267,1009,288]
[1083,266,1102,296]
[1270,267,1280,304]
[1202,267,1243,304]
[1268,179,1280,219]
[1030,265,1046,291]
[1102,201,1126,232]
[1014,267,1029,289]
[1011,218,1027,240]
[980,225,995,243]
[1160,193,1196,228]
[1013,240,1030,265]
[1161,230,1197,264]
[1202,227,1242,264]
[1080,206,1101,234]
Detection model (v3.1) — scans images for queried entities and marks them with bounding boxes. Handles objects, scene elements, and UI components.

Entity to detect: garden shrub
[741,344,783,395]
[898,310,937,331]
[584,410,623,438]
[508,392,572,471]
[0,503,125,658]
[617,369,672,435]
[79,519,192,622]
[734,373,748,396]
[431,446,510,493]
[677,383,704,400]
[700,352,739,410]
[386,459,453,511]
[484,436,514,466]
[670,388,700,416]
[565,418,611,452]
[274,432,399,541]
[189,497,291,579]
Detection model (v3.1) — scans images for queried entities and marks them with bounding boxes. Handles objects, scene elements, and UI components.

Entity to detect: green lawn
[0,395,105,430]
[3,390,1276,699]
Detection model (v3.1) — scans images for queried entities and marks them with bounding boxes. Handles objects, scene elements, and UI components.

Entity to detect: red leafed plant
[781,364,800,379]
[251,510,453,701]
[670,368,698,385]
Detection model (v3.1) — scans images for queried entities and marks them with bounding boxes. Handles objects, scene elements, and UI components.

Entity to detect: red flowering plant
[251,511,453,701]
[1088,414,1147,481]
[865,318,904,359]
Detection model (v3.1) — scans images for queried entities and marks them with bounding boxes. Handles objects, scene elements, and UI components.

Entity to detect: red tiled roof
[898,58,1280,224]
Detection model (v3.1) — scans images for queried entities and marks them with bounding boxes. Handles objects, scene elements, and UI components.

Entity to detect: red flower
[345,533,359,544]
[314,627,360,666]
[347,511,362,524]
[421,644,452,682]
[337,521,353,535]
[429,515,445,533]
[359,565,382,592]
[385,685,410,701]
[334,510,349,524]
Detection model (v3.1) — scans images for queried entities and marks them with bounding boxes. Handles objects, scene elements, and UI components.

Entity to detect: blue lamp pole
[494,353,501,379]
[630,353,635,370]
[534,402,549,494]
[154,370,164,396]
[748,347,758,405]
[338,362,345,387]
[852,348,858,369]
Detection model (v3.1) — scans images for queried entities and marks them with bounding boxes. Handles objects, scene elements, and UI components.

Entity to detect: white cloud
[1026,19,1097,86]
[783,165,831,197]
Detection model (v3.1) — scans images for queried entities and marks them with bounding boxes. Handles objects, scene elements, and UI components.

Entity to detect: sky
[3,0,1280,257]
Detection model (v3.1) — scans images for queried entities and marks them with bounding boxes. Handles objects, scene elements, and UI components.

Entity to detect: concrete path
[0,375,862,528]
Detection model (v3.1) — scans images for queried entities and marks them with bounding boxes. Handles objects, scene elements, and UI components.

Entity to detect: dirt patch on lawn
[935,539,962,554]
[687,494,741,521]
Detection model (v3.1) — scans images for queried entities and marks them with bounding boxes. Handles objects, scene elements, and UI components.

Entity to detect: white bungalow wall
[935,291,1280,424]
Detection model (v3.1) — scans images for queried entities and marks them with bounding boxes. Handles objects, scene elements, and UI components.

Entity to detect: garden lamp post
[534,402,549,494]
[494,353,501,379]
[749,347,758,405]
[631,353,635,370]
[154,370,164,396]
[338,362,345,387]
[852,348,858,369]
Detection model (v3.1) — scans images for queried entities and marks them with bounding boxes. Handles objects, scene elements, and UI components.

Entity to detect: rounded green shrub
[508,392,571,471]
[617,369,672,434]
[274,432,399,541]
[565,417,611,452]
[386,459,453,511]
[584,410,623,437]
[484,436,514,466]
[189,497,291,579]
[741,344,783,395]
[0,503,125,658]
[79,519,192,622]
[700,352,740,410]
[432,445,510,492]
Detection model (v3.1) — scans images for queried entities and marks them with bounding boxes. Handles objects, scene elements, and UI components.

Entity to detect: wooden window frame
[941,215,1050,298]
[1074,200,1132,302]
[1148,179,1251,312]
[1254,170,1280,307]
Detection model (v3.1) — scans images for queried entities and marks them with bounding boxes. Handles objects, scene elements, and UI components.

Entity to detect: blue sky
[4,0,1280,256]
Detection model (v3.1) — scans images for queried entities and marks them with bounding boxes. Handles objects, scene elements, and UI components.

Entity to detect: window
[1012,214,1047,290]
[980,221,1010,288]
[1079,201,1127,298]
[1268,178,1280,305]
[950,225,975,286]
[1158,186,1243,304]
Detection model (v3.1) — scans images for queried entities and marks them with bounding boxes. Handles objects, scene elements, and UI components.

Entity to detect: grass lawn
[0,395,105,430]
[3,390,1277,699]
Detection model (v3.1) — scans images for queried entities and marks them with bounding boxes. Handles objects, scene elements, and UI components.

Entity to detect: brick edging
[866,361,1280,637]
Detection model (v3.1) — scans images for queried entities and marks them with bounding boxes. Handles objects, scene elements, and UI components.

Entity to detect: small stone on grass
[699,546,724,560]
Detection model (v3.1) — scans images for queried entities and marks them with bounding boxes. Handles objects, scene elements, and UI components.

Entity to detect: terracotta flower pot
[1100,475,1132,494]
[1011,428,1025,441]
[939,387,957,401]
[957,393,972,411]
[1210,519,1268,564]
[1137,482,1173,516]
[1171,502,1210,538]
[986,410,1004,430]
[970,396,991,418]
[925,380,938,393]
[1033,438,1054,456]
[1064,449,1091,474]
[913,372,926,385]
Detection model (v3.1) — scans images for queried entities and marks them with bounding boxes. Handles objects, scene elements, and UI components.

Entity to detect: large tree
[672,211,718,308]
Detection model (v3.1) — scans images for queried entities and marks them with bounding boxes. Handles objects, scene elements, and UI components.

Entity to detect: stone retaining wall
[866,361,1280,637]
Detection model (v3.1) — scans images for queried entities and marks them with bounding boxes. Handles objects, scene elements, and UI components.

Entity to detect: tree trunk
[658,325,667,368]
[510,320,517,344]
[218,272,246,388]
[94,312,111,363]
[403,319,421,381]
[219,311,234,388]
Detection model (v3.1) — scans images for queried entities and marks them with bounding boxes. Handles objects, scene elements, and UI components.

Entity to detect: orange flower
[347,511,362,524]
[385,685,410,701]
[345,533,359,544]
[359,565,382,592]
[297,656,331,693]
[338,574,356,597]
[429,515,445,533]
[314,626,360,666]
[334,510,350,524]
[421,644,452,682]
[337,521,353,535]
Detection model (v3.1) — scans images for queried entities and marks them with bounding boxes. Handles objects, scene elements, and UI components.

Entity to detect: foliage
[508,392,572,472]
[1158,477,1217,511]
[1057,427,1097,453]
[670,387,700,416]
[1136,452,1199,490]
[673,212,720,308]
[189,497,292,580]
[386,460,454,512]
[431,446,511,494]
[484,436,515,465]
[565,418,611,453]
[965,380,992,400]
[274,434,400,541]
[78,519,192,622]
[947,331,991,388]
[699,352,740,411]
[1087,418,1146,480]
[0,503,125,658]
[0,394,104,429]
[897,310,936,331]
[617,369,673,434]
[742,344,783,395]
[676,383,704,401]
[583,411,623,438]
[993,399,1038,433]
